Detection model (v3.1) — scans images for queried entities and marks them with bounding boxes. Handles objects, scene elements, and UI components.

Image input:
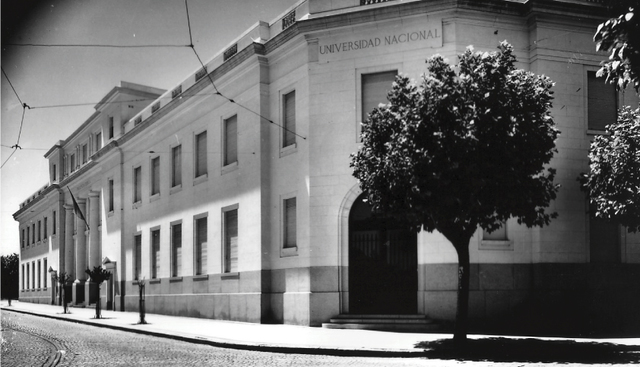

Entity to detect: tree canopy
[350,41,559,347]
[1,253,19,300]
[594,2,640,91]
[580,106,640,232]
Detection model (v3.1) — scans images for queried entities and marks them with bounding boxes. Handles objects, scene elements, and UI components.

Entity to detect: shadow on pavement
[416,337,640,364]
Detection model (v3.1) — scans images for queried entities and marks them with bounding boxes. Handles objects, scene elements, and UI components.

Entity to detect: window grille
[195,67,207,81]
[151,102,160,113]
[282,10,296,30]
[172,85,182,99]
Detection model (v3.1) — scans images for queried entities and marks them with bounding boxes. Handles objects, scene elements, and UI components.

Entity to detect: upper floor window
[587,71,617,131]
[362,70,397,123]
[283,197,297,249]
[52,164,57,182]
[95,132,102,151]
[27,227,30,246]
[52,211,56,235]
[133,166,142,203]
[172,145,182,188]
[82,144,88,164]
[195,131,207,178]
[283,91,296,148]
[151,157,160,196]
[44,217,48,238]
[21,229,25,248]
[224,115,238,166]
[70,154,76,172]
[109,117,114,139]
[108,179,115,212]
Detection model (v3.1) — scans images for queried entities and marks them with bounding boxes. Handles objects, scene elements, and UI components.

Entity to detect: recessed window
[283,91,296,148]
[482,223,507,241]
[108,179,115,212]
[195,131,207,178]
[95,132,102,151]
[52,211,56,235]
[44,217,48,238]
[223,207,238,273]
[151,229,160,279]
[224,115,238,166]
[32,224,35,244]
[171,223,182,277]
[82,144,88,164]
[109,117,114,139]
[133,166,142,203]
[37,260,41,288]
[70,154,76,172]
[52,164,57,182]
[38,220,41,241]
[361,70,397,123]
[283,197,297,249]
[134,234,142,280]
[194,216,207,275]
[172,145,182,187]
[21,229,25,248]
[151,157,160,196]
[43,258,47,288]
[587,71,617,131]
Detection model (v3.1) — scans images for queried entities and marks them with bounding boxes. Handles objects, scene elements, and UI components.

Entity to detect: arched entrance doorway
[348,194,417,314]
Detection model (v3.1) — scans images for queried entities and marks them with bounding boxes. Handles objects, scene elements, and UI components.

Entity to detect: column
[87,191,101,305]
[64,205,74,306]
[64,205,75,278]
[74,198,87,305]
[89,191,101,268]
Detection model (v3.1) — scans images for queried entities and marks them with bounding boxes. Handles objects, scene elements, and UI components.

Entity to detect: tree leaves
[350,41,559,243]
[580,106,640,232]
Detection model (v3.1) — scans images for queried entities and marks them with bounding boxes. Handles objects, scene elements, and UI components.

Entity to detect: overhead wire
[4,43,191,49]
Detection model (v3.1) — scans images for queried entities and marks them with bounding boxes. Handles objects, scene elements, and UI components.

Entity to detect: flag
[68,187,90,230]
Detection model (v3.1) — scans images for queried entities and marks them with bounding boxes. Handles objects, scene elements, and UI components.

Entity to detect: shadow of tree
[416,338,640,364]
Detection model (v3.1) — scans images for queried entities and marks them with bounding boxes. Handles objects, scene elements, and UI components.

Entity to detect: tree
[53,271,73,314]
[350,42,559,349]
[594,1,640,91]
[580,106,640,232]
[85,266,111,319]
[1,253,19,302]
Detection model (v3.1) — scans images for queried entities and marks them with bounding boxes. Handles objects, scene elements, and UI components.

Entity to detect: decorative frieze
[282,10,296,30]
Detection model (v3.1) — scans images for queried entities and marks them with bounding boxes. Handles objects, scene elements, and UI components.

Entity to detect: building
[14,0,640,335]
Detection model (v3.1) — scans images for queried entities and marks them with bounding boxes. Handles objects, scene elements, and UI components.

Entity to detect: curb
[1,307,427,357]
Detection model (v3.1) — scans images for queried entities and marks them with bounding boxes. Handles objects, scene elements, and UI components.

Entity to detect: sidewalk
[2,300,639,357]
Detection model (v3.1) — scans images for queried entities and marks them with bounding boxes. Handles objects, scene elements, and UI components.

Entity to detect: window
[223,208,238,273]
[38,220,41,241]
[195,131,207,178]
[151,229,160,279]
[44,217,48,238]
[172,145,182,187]
[96,132,102,152]
[108,179,114,212]
[283,91,296,148]
[283,197,297,249]
[26,263,29,290]
[22,265,25,290]
[27,227,30,246]
[134,234,142,280]
[52,211,56,235]
[32,224,35,244]
[171,223,182,277]
[224,115,238,166]
[589,203,619,263]
[109,117,114,139]
[362,70,397,123]
[133,166,142,203]
[70,154,76,172]
[483,223,507,241]
[37,260,41,288]
[44,258,47,288]
[21,229,25,248]
[52,164,57,182]
[194,216,207,275]
[82,144,88,164]
[32,261,35,289]
[588,70,617,131]
[151,157,160,196]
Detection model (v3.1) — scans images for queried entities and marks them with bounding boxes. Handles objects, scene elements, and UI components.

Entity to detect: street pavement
[2,300,640,365]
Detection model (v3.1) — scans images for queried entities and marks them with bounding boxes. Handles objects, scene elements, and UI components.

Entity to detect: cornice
[13,184,60,219]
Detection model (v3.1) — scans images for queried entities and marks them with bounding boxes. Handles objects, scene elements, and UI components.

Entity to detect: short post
[138,279,146,324]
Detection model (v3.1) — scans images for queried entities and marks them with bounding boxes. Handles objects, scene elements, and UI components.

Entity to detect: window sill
[193,274,209,281]
[280,143,297,158]
[169,277,183,283]
[221,162,238,175]
[170,184,182,195]
[480,240,513,251]
[149,193,160,203]
[281,246,298,257]
[149,279,161,284]
[107,211,114,218]
[221,272,239,280]
[193,174,208,186]
[132,201,142,210]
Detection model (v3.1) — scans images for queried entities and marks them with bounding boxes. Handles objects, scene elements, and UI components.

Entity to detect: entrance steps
[322,314,441,332]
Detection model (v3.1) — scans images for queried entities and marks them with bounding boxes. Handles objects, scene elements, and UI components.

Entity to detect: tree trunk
[453,241,471,351]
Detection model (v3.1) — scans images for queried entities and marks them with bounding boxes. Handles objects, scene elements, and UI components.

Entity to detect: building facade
[15,0,640,335]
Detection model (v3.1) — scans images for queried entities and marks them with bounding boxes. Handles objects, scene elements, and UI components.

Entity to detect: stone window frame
[355,63,402,142]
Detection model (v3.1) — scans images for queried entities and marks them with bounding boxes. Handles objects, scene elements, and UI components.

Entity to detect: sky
[1,0,300,256]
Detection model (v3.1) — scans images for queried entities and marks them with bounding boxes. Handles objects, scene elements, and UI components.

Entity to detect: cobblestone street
[1,311,457,367]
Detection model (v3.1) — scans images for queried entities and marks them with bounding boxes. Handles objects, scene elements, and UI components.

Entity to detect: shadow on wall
[416,338,640,364]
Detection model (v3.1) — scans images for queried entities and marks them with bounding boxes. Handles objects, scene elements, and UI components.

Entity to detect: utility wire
[1,148,19,169]
[183,0,306,140]
[5,43,191,49]
[2,67,27,107]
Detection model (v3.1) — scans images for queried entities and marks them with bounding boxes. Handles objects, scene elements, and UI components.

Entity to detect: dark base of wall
[421,263,640,337]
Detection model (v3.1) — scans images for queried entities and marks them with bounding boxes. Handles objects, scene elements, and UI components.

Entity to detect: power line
[4,43,191,49]
[1,148,19,169]
[1,67,27,107]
